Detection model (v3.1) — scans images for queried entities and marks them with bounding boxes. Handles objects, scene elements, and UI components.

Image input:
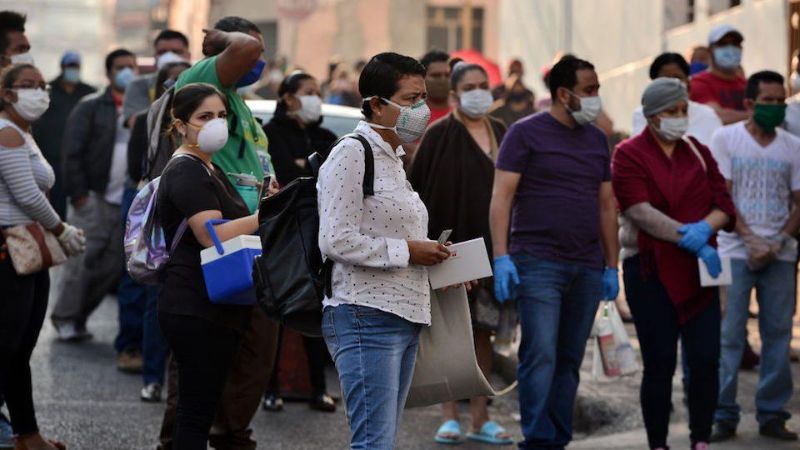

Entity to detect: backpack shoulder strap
[312,133,375,197]
[348,133,374,197]
[322,133,375,298]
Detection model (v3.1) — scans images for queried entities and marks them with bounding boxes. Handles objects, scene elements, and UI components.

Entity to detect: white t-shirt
[784,93,800,138]
[709,122,800,262]
[105,114,129,205]
[632,100,722,145]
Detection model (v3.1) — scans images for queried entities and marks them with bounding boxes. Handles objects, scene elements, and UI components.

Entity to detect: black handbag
[253,134,374,337]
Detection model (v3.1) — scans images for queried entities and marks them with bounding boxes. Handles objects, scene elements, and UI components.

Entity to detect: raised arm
[203,29,263,88]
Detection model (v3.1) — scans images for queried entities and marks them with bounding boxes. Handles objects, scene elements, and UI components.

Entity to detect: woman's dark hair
[167,83,228,146]
[275,71,314,115]
[359,52,426,119]
[105,48,135,74]
[0,63,35,109]
[156,61,190,98]
[450,63,487,90]
[548,56,595,100]
[649,52,690,80]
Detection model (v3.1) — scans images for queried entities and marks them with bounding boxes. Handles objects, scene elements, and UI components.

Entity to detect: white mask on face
[156,51,187,70]
[459,89,494,119]
[13,88,50,121]
[296,95,322,124]
[10,52,34,65]
[654,116,689,141]
[365,96,431,143]
[186,118,228,154]
[566,92,602,125]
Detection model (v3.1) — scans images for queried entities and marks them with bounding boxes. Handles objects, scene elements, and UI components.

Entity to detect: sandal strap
[480,420,507,437]
[436,419,462,436]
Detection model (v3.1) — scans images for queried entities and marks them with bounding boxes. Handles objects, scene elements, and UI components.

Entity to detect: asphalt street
[25,293,522,450]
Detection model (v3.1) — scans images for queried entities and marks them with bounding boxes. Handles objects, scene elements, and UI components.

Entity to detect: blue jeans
[512,253,602,450]
[143,285,167,385]
[115,187,146,354]
[322,304,421,450]
[716,259,795,427]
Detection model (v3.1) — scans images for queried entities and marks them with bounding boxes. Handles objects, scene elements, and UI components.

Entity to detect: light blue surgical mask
[63,67,80,84]
[114,67,135,91]
[713,46,742,70]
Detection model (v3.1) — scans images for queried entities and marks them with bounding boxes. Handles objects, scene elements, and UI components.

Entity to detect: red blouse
[612,128,735,323]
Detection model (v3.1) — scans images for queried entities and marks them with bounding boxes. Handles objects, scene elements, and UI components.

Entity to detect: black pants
[266,326,328,397]
[0,251,49,435]
[623,256,720,449]
[159,312,242,450]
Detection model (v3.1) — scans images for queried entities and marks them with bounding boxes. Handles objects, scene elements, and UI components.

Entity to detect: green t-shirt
[175,56,272,211]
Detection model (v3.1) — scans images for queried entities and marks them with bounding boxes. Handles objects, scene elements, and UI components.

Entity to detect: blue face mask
[63,67,81,83]
[713,46,742,70]
[236,59,266,88]
[689,62,708,76]
[114,67,135,91]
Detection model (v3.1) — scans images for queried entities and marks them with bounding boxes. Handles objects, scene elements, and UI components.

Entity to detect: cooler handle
[205,219,229,255]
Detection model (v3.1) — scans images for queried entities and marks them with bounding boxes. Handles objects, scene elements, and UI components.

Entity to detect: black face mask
[507,91,529,103]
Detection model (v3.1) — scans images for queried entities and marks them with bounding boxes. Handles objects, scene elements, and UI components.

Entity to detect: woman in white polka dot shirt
[317,52,450,450]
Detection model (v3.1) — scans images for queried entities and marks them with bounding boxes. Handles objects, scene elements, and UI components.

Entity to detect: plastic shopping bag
[591,301,638,379]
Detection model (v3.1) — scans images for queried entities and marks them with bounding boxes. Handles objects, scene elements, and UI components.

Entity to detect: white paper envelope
[698,256,732,286]
[428,238,493,290]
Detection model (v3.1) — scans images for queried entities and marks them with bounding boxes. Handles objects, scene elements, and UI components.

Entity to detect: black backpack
[252,134,374,337]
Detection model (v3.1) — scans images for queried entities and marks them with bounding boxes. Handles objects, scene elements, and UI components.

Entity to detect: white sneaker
[56,322,79,341]
[55,322,92,342]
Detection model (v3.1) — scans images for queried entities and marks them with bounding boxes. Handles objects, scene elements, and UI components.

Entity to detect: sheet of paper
[698,256,732,287]
[428,238,493,290]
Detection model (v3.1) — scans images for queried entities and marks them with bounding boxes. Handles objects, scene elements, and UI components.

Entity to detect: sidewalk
[571,414,800,449]
[494,298,800,447]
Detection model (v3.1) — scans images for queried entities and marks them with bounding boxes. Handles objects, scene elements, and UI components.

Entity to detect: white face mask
[156,51,187,70]
[10,52,34,65]
[365,96,431,143]
[654,116,689,141]
[296,95,322,124]
[186,118,228,154]
[459,89,493,119]
[13,88,50,121]
[566,93,602,125]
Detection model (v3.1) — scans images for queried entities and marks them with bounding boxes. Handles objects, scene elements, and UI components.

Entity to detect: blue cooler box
[200,220,262,305]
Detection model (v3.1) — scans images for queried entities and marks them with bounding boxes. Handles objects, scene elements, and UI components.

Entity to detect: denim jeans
[143,285,168,385]
[512,253,602,450]
[716,259,795,427]
[114,187,146,354]
[624,255,720,448]
[322,304,421,450]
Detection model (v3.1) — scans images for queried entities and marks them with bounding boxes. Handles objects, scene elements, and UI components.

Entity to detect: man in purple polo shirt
[490,56,620,449]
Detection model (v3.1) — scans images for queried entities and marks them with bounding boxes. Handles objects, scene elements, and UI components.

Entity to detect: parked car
[246,99,363,138]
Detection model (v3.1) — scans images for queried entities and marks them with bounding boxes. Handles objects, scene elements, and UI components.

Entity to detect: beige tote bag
[406,285,503,408]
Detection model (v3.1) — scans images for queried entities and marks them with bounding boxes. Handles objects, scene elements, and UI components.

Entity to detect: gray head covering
[641,77,688,117]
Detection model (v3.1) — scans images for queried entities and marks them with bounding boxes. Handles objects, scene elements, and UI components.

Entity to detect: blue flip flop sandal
[435,419,463,445]
[466,421,513,445]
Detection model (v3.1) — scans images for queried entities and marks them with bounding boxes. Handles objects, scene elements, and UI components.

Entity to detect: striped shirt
[0,118,60,229]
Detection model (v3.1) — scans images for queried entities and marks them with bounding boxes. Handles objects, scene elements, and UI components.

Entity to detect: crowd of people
[0,7,798,450]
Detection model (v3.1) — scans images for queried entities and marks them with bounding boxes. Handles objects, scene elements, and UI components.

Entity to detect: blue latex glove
[602,267,619,300]
[494,255,520,303]
[698,245,722,278]
[677,220,713,253]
